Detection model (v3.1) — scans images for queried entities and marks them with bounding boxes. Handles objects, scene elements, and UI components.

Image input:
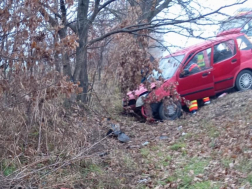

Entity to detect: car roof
[164,32,244,58]
[233,10,252,17]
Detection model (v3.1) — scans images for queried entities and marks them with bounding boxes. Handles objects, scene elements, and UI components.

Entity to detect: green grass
[140,148,150,157]
[78,161,123,188]
[236,158,252,173]
[179,175,193,188]
[221,158,233,168]
[123,154,136,171]
[177,158,209,188]
[155,157,210,188]
[208,127,220,138]
[246,174,252,185]
[1,162,16,176]
[183,158,209,175]
[170,143,186,151]
[183,132,193,139]
[80,162,103,177]
[202,121,220,139]
[166,175,177,183]
[151,146,159,151]
[160,156,172,167]
[188,181,211,189]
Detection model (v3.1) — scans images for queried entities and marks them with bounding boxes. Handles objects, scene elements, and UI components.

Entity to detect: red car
[123,32,252,120]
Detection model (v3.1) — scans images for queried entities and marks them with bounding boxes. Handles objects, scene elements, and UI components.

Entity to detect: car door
[177,48,215,101]
[213,39,240,92]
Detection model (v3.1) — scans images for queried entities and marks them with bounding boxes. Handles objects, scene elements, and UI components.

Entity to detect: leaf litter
[3,90,252,188]
[104,90,252,188]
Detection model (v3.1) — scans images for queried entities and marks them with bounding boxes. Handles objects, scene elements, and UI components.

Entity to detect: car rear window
[237,35,252,50]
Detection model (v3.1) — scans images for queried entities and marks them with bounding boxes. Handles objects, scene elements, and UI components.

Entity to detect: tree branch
[89,0,100,23]
[39,2,62,19]
[104,7,125,21]
[68,22,77,33]
[60,0,67,23]
[39,7,58,27]
[146,0,173,22]
[88,0,248,45]
[89,0,117,23]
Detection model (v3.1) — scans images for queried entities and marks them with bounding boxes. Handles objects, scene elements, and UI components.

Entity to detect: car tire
[158,101,182,120]
[235,70,252,91]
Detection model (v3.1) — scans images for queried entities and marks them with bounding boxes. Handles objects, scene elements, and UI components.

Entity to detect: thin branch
[146,0,173,22]
[60,0,67,23]
[39,7,58,27]
[39,2,62,19]
[88,0,248,45]
[89,0,117,23]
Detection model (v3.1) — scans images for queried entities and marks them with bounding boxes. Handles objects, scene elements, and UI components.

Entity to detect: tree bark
[53,32,61,73]
[75,37,89,103]
[75,0,90,103]
[58,28,72,79]
[98,45,104,81]
[79,46,89,102]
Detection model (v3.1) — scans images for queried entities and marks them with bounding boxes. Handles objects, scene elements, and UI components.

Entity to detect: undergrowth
[2,75,252,189]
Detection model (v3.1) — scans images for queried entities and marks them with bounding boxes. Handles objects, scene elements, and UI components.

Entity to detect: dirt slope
[110,90,252,188]
[8,90,252,189]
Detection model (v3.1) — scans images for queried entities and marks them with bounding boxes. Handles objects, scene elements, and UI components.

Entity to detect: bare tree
[3,0,248,103]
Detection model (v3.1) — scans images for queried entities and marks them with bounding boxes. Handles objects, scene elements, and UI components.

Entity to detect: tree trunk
[58,28,72,79]
[76,36,89,103]
[53,33,61,73]
[62,53,72,78]
[98,45,104,81]
[74,0,90,103]
[73,48,82,81]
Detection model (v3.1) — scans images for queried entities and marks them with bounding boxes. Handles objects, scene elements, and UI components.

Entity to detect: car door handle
[202,73,208,76]
[231,59,237,63]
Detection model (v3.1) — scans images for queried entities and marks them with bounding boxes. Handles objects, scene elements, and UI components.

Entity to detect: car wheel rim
[164,104,177,117]
[239,73,252,90]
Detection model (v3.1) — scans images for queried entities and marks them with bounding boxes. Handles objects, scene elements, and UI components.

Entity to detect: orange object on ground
[203,97,210,103]
[189,100,198,112]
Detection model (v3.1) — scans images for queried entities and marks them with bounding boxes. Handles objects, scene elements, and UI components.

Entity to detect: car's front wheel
[236,70,252,91]
[158,101,182,120]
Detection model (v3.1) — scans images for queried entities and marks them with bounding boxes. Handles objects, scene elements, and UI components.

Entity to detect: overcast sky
[160,0,252,56]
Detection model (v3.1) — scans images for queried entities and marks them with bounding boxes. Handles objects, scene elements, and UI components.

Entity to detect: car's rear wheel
[158,101,182,120]
[236,70,252,91]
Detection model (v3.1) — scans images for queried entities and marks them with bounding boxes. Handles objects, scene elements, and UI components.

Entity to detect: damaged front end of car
[123,81,182,120]
[123,54,185,120]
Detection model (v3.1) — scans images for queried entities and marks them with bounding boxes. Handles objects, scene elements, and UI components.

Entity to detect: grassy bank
[2,90,252,189]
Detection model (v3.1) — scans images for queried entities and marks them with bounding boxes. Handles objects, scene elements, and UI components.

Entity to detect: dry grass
[1,78,252,189]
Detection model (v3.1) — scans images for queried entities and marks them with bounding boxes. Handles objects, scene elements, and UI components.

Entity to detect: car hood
[127,81,162,100]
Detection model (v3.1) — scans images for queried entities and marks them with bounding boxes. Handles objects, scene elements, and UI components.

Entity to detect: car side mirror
[180,69,189,78]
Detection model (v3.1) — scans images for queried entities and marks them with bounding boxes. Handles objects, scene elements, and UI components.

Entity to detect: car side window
[183,48,212,76]
[213,40,236,64]
[237,35,252,50]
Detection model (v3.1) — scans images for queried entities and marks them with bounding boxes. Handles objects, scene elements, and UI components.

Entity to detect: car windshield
[152,55,185,80]
[219,16,251,32]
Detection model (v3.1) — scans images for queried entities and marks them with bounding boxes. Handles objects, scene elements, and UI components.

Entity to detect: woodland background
[0,0,251,188]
